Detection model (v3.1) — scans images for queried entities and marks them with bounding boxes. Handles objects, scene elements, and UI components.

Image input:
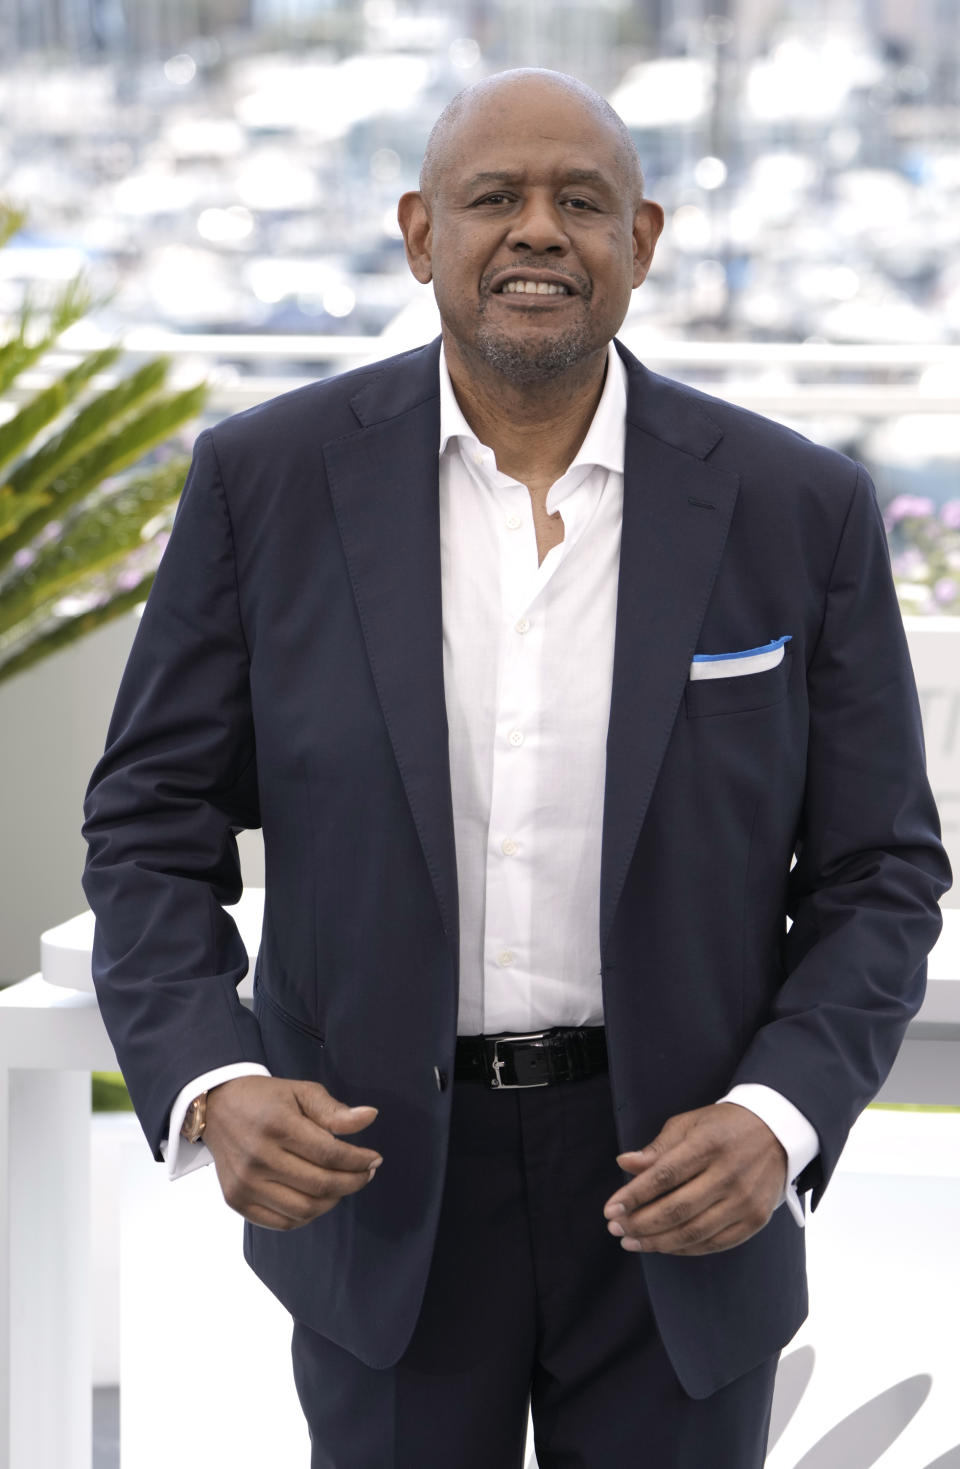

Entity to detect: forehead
[439,87,629,189]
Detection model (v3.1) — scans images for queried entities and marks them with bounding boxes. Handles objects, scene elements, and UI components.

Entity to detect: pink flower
[933,577,958,605]
[940,500,960,529]
[884,494,935,527]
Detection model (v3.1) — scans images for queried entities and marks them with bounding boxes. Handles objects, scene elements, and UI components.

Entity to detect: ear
[632,199,665,289]
[397,191,433,285]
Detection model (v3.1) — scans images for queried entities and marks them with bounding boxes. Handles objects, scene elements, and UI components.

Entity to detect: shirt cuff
[717,1084,820,1228]
[161,1063,272,1180]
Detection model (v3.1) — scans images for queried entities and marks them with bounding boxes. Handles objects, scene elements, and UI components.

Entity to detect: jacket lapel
[322,337,740,970]
[323,340,460,960]
[600,347,740,950]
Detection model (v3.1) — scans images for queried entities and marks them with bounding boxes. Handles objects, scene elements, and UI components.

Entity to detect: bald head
[397,66,664,390]
[419,69,645,208]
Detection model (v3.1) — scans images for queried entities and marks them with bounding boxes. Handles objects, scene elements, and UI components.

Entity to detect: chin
[472,326,599,384]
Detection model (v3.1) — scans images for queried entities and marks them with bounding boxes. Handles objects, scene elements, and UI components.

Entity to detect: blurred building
[871,0,960,105]
[0,0,254,58]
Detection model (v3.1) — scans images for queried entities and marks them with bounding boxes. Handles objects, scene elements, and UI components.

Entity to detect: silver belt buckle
[490,1030,551,1089]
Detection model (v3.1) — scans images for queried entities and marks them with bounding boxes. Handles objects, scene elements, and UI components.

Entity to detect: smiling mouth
[498,279,572,296]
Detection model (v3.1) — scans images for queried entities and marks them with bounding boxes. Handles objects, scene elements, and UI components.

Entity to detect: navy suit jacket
[82,337,950,1397]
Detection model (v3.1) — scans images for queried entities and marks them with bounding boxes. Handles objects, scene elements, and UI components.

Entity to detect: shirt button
[508,729,524,747]
[496,950,515,967]
[505,513,522,530]
[514,617,530,634]
[473,451,483,466]
[501,837,519,856]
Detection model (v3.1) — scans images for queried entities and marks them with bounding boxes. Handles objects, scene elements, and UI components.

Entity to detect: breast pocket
[684,647,794,718]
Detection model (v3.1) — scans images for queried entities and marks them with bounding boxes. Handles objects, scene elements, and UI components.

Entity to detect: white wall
[0,608,265,983]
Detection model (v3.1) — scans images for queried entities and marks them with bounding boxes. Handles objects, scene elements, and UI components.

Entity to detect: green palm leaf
[0,205,25,249]
[0,277,96,397]
[0,383,206,572]
[0,345,120,482]
[0,356,173,531]
[0,459,185,638]
[0,209,207,681]
[0,573,157,685]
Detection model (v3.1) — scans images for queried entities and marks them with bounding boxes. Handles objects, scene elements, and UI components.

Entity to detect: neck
[444,337,610,491]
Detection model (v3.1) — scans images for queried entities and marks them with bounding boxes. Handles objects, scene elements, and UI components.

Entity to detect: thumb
[617,1130,669,1170]
[616,1109,695,1170]
[293,1080,378,1133]
[616,1146,654,1172]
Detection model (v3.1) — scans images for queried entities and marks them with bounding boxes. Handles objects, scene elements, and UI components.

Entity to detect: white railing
[13,330,960,418]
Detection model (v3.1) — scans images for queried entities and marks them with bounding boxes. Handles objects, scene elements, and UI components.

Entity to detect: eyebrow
[462,168,614,191]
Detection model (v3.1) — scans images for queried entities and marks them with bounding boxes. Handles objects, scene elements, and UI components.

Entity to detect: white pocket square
[689,635,791,682]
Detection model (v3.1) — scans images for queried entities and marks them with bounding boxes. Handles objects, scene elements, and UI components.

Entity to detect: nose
[506,192,569,255]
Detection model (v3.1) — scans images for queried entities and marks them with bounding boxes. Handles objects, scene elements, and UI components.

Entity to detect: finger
[293,1082,379,1135]
[278,1116,383,1174]
[261,1151,383,1204]
[616,1198,739,1256]
[607,1124,705,1199]
[245,1181,327,1227]
[604,1147,709,1218]
[222,1175,324,1227]
[670,1221,752,1255]
[612,1109,701,1173]
[272,1161,380,1211]
[610,1176,720,1242]
[241,1203,304,1231]
[227,1162,378,1229]
[615,1148,655,1169]
[328,1107,379,1136]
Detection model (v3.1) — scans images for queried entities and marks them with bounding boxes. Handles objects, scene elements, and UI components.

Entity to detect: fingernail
[369,1157,383,1170]
[349,1104,377,1114]
[607,1221,625,1237]
[621,1237,644,1252]
[604,1203,625,1218]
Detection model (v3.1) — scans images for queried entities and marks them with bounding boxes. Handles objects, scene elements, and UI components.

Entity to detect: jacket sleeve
[729,463,952,1206]
[81,430,269,1158]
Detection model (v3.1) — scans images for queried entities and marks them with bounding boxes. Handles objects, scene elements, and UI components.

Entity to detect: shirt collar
[438,339,627,477]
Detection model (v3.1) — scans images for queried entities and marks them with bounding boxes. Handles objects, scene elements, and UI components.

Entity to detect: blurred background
[2,0,959,350]
[1,0,958,502]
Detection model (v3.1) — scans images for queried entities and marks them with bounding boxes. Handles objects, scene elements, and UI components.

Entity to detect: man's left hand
[602,1102,787,1256]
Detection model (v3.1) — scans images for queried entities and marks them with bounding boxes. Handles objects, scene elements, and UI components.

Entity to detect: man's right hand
[202,1076,382,1231]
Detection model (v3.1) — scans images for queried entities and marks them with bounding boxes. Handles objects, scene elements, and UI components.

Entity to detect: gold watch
[181,1091,208,1143]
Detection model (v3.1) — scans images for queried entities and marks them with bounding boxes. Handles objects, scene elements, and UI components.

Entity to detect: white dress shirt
[165,342,819,1224]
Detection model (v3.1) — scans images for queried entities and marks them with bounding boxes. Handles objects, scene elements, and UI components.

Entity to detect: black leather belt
[454,1027,608,1089]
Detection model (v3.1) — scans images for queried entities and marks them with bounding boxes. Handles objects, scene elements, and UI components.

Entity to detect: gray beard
[471,322,593,384]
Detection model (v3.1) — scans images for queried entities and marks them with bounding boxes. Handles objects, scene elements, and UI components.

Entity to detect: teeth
[500,279,569,295]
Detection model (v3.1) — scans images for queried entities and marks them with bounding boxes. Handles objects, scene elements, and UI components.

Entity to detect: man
[82,69,950,1468]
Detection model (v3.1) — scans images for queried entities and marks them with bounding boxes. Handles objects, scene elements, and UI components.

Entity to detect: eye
[474,192,513,206]
[564,196,599,211]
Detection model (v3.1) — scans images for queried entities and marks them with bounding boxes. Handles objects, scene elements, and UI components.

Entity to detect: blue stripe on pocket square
[690,635,791,682]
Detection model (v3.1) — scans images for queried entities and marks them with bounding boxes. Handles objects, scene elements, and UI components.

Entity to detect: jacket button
[434,1066,448,1092]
